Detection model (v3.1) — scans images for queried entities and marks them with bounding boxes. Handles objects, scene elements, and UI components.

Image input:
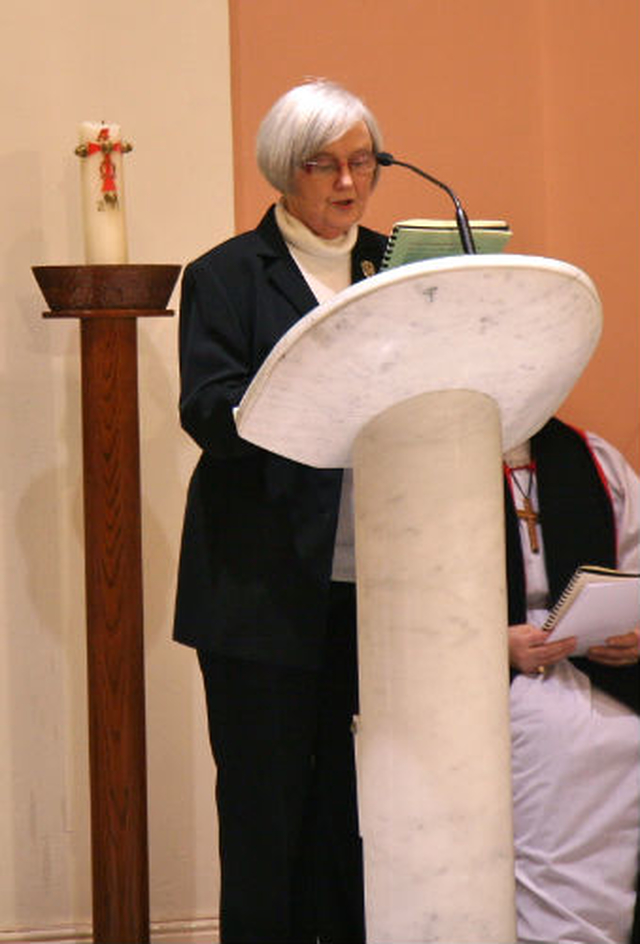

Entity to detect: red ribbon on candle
[86,127,123,200]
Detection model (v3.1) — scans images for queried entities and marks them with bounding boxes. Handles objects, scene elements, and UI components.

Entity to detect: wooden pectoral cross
[517,497,540,553]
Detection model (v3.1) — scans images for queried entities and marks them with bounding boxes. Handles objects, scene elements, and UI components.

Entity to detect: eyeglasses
[301,152,377,177]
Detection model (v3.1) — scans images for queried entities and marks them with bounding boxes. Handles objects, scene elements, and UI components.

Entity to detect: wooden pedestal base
[33,264,180,944]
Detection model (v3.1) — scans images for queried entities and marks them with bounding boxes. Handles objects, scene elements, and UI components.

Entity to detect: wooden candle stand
[32,264,181,944]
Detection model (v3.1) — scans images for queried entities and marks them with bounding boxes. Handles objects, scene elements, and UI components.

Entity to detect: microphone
[376,151,477,254]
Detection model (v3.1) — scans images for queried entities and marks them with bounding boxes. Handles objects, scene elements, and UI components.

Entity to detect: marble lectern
[236,254,602,943]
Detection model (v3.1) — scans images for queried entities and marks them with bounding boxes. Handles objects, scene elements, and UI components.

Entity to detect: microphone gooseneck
[376,152,477,254]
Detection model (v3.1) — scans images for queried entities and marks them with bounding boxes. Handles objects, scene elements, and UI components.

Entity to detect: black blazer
[173,206,387,668]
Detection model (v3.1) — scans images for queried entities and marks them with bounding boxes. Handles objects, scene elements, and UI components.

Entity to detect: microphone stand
[376,152,477,254]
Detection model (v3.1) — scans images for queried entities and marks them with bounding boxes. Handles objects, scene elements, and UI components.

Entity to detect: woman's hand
[508,623,577,675]
[587,628,640,666]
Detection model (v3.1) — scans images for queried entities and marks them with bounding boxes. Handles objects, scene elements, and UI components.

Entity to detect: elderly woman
[174,80,386,943]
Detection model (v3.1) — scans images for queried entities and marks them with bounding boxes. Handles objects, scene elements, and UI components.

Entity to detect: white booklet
[543,565,640,655]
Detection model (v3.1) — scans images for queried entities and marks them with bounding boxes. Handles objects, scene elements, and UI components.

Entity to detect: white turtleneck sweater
[275,200,358,582]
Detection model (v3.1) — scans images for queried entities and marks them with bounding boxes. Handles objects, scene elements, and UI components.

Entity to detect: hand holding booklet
[543,565,640,656]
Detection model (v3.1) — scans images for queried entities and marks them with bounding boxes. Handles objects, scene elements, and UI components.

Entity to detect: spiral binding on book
[543,565,639,631]
[381,219,512,271]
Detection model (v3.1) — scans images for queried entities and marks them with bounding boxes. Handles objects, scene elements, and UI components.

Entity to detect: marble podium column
[235,254,602,943]
[354,389,514,942]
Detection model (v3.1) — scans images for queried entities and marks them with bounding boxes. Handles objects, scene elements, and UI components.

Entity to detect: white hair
[256,79,383,193]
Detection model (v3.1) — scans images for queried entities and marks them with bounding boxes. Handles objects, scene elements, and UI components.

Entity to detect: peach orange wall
[229,0,639,469]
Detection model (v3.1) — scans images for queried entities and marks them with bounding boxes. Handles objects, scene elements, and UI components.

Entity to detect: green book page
[382,220,512,269]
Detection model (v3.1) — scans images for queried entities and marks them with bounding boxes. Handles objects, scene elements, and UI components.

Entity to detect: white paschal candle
[77,121,130,264]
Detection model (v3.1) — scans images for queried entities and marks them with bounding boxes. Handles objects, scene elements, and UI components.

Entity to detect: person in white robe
[505,427,639,944]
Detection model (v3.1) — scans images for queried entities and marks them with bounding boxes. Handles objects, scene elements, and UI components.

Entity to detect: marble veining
[234,257,602,942]
[353,391,517,942]
[236,254,601,467]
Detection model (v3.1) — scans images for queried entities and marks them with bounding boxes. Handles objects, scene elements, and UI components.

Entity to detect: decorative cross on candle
[76,122,133,264]
[79,126,128,206]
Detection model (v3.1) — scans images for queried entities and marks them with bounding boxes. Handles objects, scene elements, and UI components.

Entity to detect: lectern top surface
[236,254,602,468]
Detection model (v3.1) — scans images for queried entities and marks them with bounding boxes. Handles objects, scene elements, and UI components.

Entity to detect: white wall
[0,2,233,940]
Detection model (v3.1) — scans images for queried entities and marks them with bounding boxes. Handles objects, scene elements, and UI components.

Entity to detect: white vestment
[509,432,640,944]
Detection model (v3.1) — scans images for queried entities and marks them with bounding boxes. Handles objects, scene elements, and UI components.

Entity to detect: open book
[543,565,640,655]
[381,218,512,270]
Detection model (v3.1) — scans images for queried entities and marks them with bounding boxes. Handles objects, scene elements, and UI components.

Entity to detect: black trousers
[197,582,364,944]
